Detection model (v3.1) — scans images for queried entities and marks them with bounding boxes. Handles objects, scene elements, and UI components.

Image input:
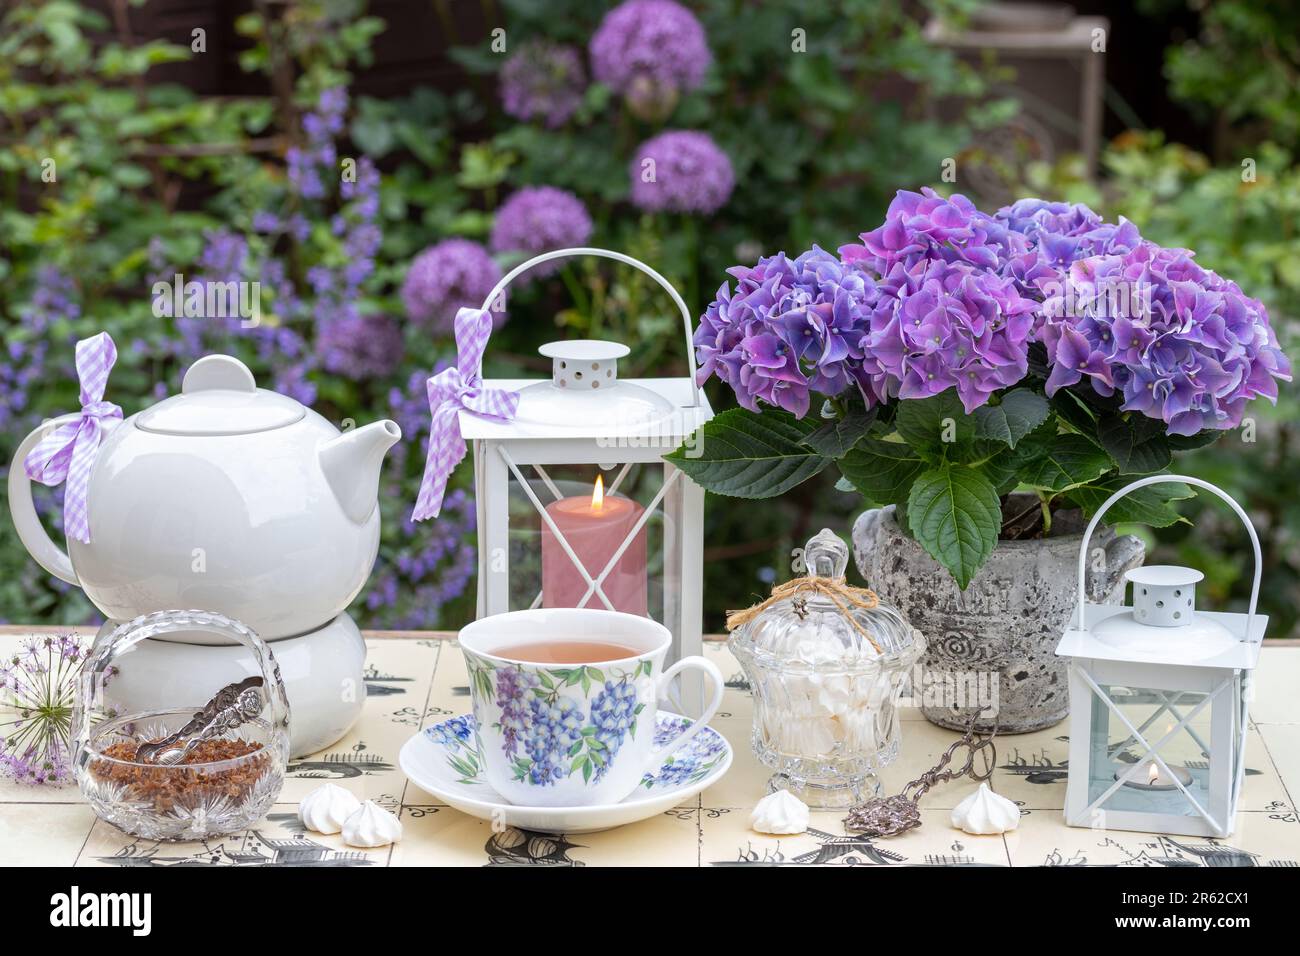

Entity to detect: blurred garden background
[1,0,1296,635]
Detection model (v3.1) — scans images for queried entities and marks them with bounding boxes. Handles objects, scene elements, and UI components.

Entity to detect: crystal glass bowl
[72,610,291,840]
[729,529,925,807]
[80,708,283,840]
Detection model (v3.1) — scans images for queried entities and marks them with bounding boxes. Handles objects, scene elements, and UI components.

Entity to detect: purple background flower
[490,186,593,276]
[401,238,504,332]
[499,41,587,128]
[317,313,404,380]
[629,130,734,214]
[589,0,710,97]
[2,266,77,432]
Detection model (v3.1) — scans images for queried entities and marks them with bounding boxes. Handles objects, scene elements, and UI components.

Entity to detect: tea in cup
[458,608,723,807]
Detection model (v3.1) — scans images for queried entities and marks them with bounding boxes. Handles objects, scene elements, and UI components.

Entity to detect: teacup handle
[646,656,725,767]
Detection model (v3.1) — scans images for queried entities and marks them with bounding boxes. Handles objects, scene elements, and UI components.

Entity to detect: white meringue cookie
[341,800,403,847]
[298,783,362,834]
[950,782,1020,835]
[750,789,810,835]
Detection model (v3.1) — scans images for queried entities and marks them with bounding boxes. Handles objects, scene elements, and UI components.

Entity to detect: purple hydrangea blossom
[316,313,404,380]
[693,247,876,418]
[861,258,1039,413]
[995,198,1144,313]
[401,238,503,332]
[700,190,1290,435]
[499,42,587,128]
[996,198,1141,258]
[1041,242,1292,435]
[489,186,593,276]
[630,130,734,215]
[839,187,1029,276]
[590,0,710,99]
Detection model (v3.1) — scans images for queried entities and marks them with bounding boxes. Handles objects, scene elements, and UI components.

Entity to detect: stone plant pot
[851,495,1145,734]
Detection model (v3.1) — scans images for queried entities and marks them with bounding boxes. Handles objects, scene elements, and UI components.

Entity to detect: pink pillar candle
[541,477,647,614]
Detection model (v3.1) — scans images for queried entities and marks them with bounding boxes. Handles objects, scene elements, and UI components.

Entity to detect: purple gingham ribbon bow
[413,308,518,520]
[24,332,123,544]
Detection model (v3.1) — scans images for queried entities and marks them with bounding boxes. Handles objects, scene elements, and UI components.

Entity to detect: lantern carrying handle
[1073,475,1262,639]
[479,246,702,407]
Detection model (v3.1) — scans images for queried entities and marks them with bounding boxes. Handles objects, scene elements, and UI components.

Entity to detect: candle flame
[591,473,604,511]
[1148,762,1160,784]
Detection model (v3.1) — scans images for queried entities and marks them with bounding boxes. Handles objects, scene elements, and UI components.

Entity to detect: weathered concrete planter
[851,497,1144,734]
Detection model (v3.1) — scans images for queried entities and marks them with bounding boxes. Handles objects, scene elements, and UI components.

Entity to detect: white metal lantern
[464,247,713,705]
[1056,475,1266,838]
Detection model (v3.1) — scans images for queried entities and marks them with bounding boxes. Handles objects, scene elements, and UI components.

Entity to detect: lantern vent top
[1126,565,1204,629]
[539,339,630,390]
[499,339,679,434]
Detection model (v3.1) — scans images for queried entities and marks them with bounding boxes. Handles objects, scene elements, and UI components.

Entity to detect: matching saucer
[399,712,732,833]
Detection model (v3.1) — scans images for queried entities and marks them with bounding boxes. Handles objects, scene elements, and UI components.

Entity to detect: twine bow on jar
[726,575,883,654]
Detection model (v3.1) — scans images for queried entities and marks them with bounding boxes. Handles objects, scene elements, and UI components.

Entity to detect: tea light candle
[541,475,647,614]
[1117,759,1193,791]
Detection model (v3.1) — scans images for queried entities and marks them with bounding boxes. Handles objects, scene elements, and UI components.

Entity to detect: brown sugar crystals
[89,739,269,813]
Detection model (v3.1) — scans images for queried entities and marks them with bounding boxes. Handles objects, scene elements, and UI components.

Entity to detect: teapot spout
[319,420,402,523]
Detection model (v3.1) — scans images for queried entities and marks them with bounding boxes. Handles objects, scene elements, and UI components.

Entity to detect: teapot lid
[136,355,305,436]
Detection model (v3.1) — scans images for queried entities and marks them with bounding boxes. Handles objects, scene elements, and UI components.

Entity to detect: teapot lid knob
[182,355,257,394]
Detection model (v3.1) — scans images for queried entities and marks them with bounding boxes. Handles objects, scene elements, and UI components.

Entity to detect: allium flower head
[499,41,587,128]
[860,258,1039,413]
[401,239,503,333]
[316,313,404,380]
[1041,242,1292,435]
[694,247,876,418]
[0,635,97,785]
[590,0,710,99]
[490,186,593,276]
[630,130,734,215]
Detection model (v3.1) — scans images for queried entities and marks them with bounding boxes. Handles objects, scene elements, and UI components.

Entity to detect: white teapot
[8,354,401,641]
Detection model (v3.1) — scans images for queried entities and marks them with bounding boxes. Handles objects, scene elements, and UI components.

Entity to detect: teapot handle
[478,246,702,408]
[7,414,82,585]
[1073,475,1262,640]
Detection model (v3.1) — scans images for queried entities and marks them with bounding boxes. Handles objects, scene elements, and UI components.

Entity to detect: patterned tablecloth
[2,633,1298,868]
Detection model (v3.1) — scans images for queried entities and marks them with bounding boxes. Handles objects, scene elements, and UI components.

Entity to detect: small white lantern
[1056,475,1266,838]
[464,248,713,706]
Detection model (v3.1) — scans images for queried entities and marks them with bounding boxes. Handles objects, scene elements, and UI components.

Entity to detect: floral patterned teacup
[458,608,724,807]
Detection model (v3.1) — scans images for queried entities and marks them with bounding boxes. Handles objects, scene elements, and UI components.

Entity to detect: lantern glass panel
[1085,682,1218,819]
[505,461,667,620]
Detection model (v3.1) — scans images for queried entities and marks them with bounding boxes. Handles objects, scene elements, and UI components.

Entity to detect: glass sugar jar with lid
[728,528,924,807]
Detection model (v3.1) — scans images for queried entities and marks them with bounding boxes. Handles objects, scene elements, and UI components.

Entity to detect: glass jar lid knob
[804,528,849,578]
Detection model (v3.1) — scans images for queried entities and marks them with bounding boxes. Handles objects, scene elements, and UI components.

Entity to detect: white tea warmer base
[94,612,366,757]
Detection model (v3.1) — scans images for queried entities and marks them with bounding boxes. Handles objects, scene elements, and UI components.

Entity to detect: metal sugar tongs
[843,717,998,838]
[135,676,266,765]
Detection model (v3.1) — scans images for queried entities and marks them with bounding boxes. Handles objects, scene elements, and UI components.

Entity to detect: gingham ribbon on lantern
[412,308,519,520]
[23,332,123,543]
